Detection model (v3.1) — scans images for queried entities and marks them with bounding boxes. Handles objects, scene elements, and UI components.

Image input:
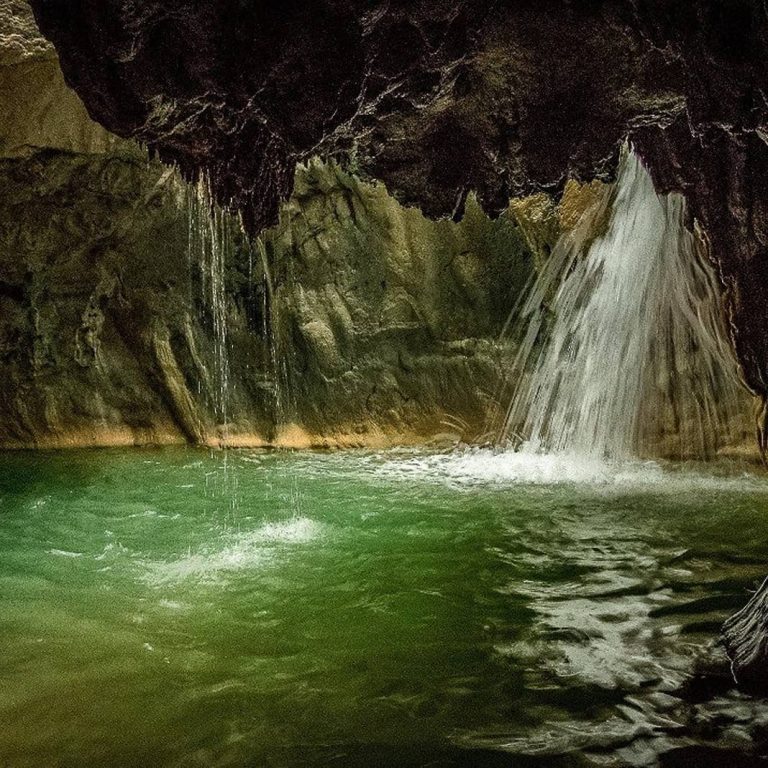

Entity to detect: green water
[2,448,768,767]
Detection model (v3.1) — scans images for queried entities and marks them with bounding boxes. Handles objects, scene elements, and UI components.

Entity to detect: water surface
[1,448,768,767]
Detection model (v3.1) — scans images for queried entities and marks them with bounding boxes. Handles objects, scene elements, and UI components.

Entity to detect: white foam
[375,450,652,486]
[372,448,765,492]
[47,549,84,558]
[144,516,321,586]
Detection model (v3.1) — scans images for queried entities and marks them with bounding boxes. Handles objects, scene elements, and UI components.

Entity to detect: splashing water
[145,516,322,586]
[503,148,747,460]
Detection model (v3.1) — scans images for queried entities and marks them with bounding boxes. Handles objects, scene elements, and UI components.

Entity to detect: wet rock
[298,320,342,376]
[0,11,561,448]
[26,1,768,405]
[723,577,768,691]
[2,8,757,454]
[264,160,538,444]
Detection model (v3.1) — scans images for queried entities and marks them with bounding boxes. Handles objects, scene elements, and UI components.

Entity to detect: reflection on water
[1,448,768,767]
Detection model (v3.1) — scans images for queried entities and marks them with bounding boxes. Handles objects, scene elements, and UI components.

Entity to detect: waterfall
[187,177,232,440]
[502,148,746,460]
[186,178,244,514]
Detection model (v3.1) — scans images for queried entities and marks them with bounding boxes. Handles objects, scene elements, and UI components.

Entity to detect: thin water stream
[187,177,234,438]
[1,448,768,767]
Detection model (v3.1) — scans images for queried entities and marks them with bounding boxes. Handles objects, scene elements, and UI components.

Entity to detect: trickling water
[187,177,232,438]
[503,148,747,460]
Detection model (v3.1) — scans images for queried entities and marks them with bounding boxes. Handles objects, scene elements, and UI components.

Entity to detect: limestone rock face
[0,7,199,447]
[0,147,539,448]
[0,1,119,156]
[27,1,768,401]
[0,0,52,64]
[263,159,534,446]
[0,9,552,448]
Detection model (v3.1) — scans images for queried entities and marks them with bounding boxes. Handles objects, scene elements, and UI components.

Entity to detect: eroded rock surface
[0,9,558,448]
[27,1,768,404]
[0,0,52,63]
[0,144,544,448]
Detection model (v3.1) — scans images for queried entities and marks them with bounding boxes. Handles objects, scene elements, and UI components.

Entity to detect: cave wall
[261,159,537,447]
[1,4,756,454]
[26,0,768,406]
[0,4,559,448]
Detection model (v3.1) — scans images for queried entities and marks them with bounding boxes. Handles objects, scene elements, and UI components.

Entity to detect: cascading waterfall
[502,147,747,460]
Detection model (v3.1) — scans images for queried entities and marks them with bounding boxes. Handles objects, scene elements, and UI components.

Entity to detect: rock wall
[0,4,549,448]
[260,160,533,447]
[27,0,768,412]
[0,5,755,454]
